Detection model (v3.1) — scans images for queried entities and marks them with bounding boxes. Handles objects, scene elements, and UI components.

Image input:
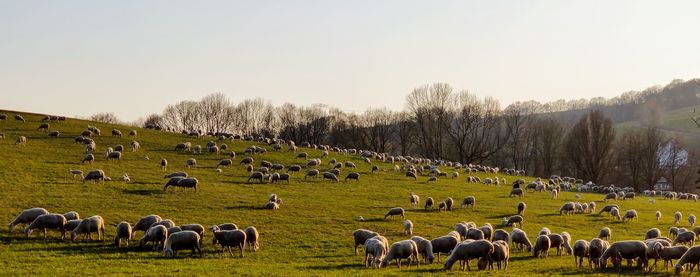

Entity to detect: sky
[1,0,699,121]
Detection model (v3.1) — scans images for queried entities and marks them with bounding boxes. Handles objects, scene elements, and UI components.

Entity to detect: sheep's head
[23,227,33,237]
[71,231,80,242]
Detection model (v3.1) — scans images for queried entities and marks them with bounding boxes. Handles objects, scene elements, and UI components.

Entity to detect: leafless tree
[90,112,119,124]
[563,110,615,184]
[406,83,452,158]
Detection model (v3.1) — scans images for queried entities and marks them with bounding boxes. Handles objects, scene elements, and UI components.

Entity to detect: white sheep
[71,215,105,241]
[404,220,413,236]
[114,221,133,247]
[24,214,67,239]
[9,207,49,233]
[163,230,202,257]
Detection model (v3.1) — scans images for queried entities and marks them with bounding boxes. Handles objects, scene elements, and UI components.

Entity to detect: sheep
[105,151,122,160]
[573,240,590,268]
[646,228,662,240]
[408,192,420,208]
[133,215,162,234]
[559,202,576,215]
[385,207,405,220]
[604,192,617,201]
[511,228,533,252]
[598,204,619,215]
[150,219,176,229]
[444,197,454,211]
[482,240,510,270]
[129,141,140,152]
[304,169,320,180]
[24,214,67,239]
[14,114,25,122]
[46,130,59,137]
[365,236,389,268]
[129,130,137,137]
[622,209,638,222]
[461,196,475,209]
[185,158,197,169]
[610,207,621,221]
[431,235,460,262]
[444,240,494,271]
[62,211,80,221]
[406,171,417,180]
[673,231,696,246]
[82,170,106,184]
[167,226,182,236]
[410,236,434,264]
[674,246,700,274]
[9,207,49,233]
[467,228,485,240]
[164,172,187,179]
[505,215,524,227]
[656,211,662,222]
[539,227,551,236]
[676,211,683,225]
[404,220,413,236]
[15,136,27,145]
[551,189,558,199]
[163,177,199,192]
[480,224,494,241]
[588,238,609,269]
[323,171,339,182]
[532,235,551,258]
[163,230,202,257]
[598,240,648,270]
[352,229,380,254]
[140,225,168,250]
[114,221,133,247]
[493,229,510,243]
[381,239,420,268]
[547,233,565,256]
[175,142,191,152]
[690,214,697,227]
[70,215,105,242]
[598,227,612,241]
[517,202,526,215]
[112,129,123,137]
[509,188,524,197]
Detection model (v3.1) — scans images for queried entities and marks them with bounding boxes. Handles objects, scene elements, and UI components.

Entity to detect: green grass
[0,109,698,276]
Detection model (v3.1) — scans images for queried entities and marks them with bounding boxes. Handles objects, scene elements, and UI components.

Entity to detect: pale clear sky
[1,0,699,121]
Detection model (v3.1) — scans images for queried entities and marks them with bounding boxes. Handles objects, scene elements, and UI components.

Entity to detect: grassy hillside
[1,109,699,276]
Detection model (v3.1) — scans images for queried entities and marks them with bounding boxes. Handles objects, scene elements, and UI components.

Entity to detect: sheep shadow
[122,189,163,196]
[305,263,365,271]
[224,205,260,211]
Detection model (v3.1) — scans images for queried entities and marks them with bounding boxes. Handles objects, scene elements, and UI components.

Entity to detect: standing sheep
[380,240,420,268]
[517,202,526,216]
[656,211,662,222]
[424,197,434,210]
[511,228,533,252]
[160,158,168,170]
[24,214,67,239]
[133,215,163,234]
[674,246,700,275]
[384,207,405,220]
[690,214,696,227]
[431,235,460,262]
[365,236,389,268]
[9,207,49,233]
[213,229,247,257]
[461,196,475,209]
[404,220,413,236]
[598,227,612,241]
[353,229,380,254]
[71,215,105,241]
[163,231,202,257]
[444,240,494,271]
[532,235,551,258]
[140,225,168,251]
[244,226,259,251]
[588,238,609,269]
[573,240,590,268]
[410,236,434,264]
[409,193,420,208]
[598,240,648,271]
[114,221,133,247]
[675,211,683,225]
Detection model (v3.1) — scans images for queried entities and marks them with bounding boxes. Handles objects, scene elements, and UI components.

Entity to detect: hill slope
[0,109,697,276]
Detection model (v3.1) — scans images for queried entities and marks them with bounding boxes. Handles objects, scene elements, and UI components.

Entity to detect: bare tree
[90,112,119,124]
[406,83,452,158]
[563,110,615,184]
[394,111,416,156]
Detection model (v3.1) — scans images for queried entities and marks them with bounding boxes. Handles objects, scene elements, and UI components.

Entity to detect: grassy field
[1,109,699,276]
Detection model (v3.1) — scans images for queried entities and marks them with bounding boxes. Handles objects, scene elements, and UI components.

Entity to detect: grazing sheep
[673,231,696,246]
[511,228,533,252]
[622,209,638,222]
[150,219,176,229]
[690,214,696,227]
[323,171,339,182]
[287,165,302,173]
[461,196,475,209]
[517,202,526,215]
[483,240,509,270]
[587,238,609,269]
[185,158,197,169]
[656,211,662,222]
[424,197,434,210]
[381,239,420,268]
[676,211,683,225]
[82,170,106,184]
[163,177,199,192]
[140,225,169,250]
[573,240,590,268]
[133,215,163,235]
[645,228,661,240]
[47,130,60,137]
[70,215,105,241]
[598,227,612,241]
[163,231,202,257]
[14,114,25,122]
[444,197,454,211]
[444,240,494,271]
[505,215,524,227]
[243,226,259,251]
[493,229,510,243]
[559,202,576,215]
[130,141,140,152]
[24,214,67,239]
[407,192,420,208]
[105,151,122,160]
[353,229,380,254]
[609,207,621,221]
[410,236,434,264]
[129,130,137,137]
[533,235,551,258]
[431,235,460,262]
[467,228,485,240]
[114,221,133,247]
[547,233,566,256]
[9,207,49,233]
[112,129,123,137]
[551,189,558,199]
[539,227,552,236]
[15,136,27,145]
[604,192,617,202]
[247,171,266,183]
[404,220,413,236]
[385,207,405,220]
[598,240,648,270]
[406,171,417,180]
[304,169,320,180]
[480,224,494,241]
[598,204,619,215]
[365,236,389,268]
[509,188,524,197]
[675,246,700,274]
[62,211,80,221]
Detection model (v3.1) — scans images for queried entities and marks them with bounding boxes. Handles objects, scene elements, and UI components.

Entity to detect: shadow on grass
[122,189,163,195]
[224,205,260,210]
[306,263,366,270]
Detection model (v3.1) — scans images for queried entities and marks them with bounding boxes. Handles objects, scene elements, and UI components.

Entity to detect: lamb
[83,170,106,184]
[404,220,413,236]
[139,225,168,250]
[323,171,339,182]
[588,238,609,269]
[645,228,661,240]
[598,204,619,215]
[71,215,105,241]
[264,201,279,210]
[161,159,168,170]
[114,221,133,247]
[573,240,590,268]
[656,211,662,222]
[63,211,80,221]
[673,231,695,246]
[675,246,700,274]
[444,240,494,271]
[431,235,460,262]
[409,192,420,208]
[690,214,696,227]
[493,229,510,243]
[410,236,434,264]
[130,141,140,152]
[185,158,197,168]
[243,226,260,251]
[533,235,551,258]
[365,236,389,268]
[352,229,380,254]
[551,189,558,199]
[15,136,27,145]
[133,215,162,234]
[461,196,475,209]
[511,228,533,252]
[164,172,187,179]
[598,240,648,270]
[424,197,434,210]
[622,209,638,222]
[381,239,420,268]
[163,231,202,257]
[509,188,524,197]
[676,211,683,224]
[385,207,405,220]
[561,231,573,255]
[9,207,49,233]
[504,215,524,227]
[517,202,526,215]
[588,202,596,213]
[598,227,612,241]
[24,214,67,239]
